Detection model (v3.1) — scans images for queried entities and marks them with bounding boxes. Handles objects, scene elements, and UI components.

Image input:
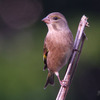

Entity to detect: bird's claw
[60,80,69,88]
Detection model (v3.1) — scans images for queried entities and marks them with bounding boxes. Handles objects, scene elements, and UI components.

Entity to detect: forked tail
[44,72,54,89]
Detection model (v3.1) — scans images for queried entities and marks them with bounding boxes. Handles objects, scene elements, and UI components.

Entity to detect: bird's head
[42,12,68,31]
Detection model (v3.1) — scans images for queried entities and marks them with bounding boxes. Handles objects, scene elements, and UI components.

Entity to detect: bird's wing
[43,40,48,70]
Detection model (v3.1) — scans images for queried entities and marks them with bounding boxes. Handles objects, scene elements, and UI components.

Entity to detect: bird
[42,12,74,89]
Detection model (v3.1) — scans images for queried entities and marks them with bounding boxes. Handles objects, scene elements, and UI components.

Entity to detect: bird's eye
[53,17,59,20]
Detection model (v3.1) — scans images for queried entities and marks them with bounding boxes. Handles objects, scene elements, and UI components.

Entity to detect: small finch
[42,12,74,89]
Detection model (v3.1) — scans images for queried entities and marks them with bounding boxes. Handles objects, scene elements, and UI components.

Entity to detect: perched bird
[42,12,74,89]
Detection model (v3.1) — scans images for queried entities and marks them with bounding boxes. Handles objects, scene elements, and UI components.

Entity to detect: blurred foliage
[0,0,100,100]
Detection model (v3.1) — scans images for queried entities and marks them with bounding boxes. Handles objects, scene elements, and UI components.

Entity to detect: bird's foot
[60,80,69,88]
[55,72,69,88]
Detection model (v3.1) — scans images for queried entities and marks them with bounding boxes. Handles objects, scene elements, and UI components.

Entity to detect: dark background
[0,0,100,100]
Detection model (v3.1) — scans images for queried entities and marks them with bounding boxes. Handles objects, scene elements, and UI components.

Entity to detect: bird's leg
[55,72,62,85]
[55,72,68,87]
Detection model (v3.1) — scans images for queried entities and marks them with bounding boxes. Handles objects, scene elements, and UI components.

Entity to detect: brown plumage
[42,12,74,89]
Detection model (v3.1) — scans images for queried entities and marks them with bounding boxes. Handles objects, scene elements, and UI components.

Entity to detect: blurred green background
[0,0,100,100]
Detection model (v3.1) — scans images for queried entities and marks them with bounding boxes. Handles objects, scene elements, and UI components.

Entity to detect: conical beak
[42,17,50,24]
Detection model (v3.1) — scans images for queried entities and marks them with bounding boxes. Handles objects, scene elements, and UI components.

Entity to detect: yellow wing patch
[43,54,47,60]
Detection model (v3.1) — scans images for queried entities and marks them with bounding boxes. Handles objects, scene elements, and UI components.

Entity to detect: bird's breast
[46,31,73,72]
[46,32,70,50]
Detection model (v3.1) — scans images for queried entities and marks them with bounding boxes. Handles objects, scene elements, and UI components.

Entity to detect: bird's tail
[44,72,54,89]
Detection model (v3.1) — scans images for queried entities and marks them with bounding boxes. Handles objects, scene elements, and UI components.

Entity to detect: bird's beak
[42,17,50,24]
